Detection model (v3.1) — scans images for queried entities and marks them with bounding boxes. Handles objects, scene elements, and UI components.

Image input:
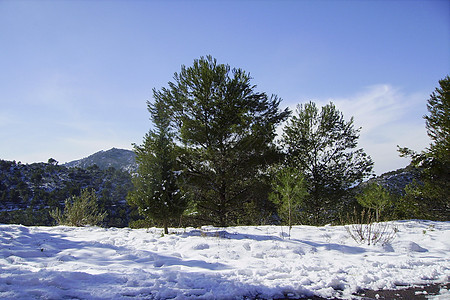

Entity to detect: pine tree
[356,183,391,222]
[154,56,290,226]
[269,166,308,237]
[399,75,449,220]
[281,101,373,225]
[128,99,187,234]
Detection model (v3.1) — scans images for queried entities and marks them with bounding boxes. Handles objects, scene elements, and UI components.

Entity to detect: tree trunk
[288,195,292,239]
[163,219,169,235]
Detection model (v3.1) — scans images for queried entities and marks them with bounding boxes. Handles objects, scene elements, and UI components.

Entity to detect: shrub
[129,218,156,229]
[342,208,397,246]
[50,188,107,227]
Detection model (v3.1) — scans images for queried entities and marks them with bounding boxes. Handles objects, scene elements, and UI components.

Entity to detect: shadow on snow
[0,225,319,299]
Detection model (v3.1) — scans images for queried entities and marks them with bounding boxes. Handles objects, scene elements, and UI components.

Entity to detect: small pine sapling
[269,167,308,238]
[356,183,391,222]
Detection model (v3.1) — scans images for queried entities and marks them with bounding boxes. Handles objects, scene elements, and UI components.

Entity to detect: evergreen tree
[356,183,391,222]
[48,158,58,165]
[269,166,308,237]
[155,56,290,226]
[399,75,449,220]
[128,98,187,234]
[281,101,373,224]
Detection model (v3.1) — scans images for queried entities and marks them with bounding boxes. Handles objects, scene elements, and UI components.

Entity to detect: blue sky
[1,0,449,175]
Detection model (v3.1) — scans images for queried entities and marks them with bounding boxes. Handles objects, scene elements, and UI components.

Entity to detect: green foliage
[0,159,133,227]
[356,183,392,222]
[398,75,449,220]
[128,218,156,229]
[393,181,423,218]
[0,208,53,226]
[237,178,277,226]
[128,97,187,234]
[154,56,290,226]
[50,188,107,227]
[269,167,308,236]
[425,75,450,152]
[269,167,307,224]
[281,101,373,225]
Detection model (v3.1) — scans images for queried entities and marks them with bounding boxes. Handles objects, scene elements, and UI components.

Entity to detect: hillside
[363,165,422,195]
[63,148,137,173]
[0,159,133,227]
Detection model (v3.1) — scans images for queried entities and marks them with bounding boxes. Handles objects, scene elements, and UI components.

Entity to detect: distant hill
[0,148,138,227]
[64,148,137,173]
[358,164,422,195]
[0,159,134,227]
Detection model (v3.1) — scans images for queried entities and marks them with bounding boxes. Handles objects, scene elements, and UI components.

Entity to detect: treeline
[0,160,133,227]
[127,57,449,233]
[1,57,447,229]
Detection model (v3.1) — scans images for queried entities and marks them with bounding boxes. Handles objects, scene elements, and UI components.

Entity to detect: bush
[50,189,107,227]
[342,208,397,246]
[129,218,156,229]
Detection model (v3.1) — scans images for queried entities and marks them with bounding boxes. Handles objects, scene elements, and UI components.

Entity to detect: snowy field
[0,220,449,299]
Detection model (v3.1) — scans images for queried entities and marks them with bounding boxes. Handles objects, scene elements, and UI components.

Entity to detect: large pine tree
[281,101,373,224]
[155,56,290,226]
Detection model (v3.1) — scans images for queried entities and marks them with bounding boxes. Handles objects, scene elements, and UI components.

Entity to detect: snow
[0,220,449,299]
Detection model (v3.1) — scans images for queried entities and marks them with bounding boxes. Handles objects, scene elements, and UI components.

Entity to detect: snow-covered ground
[0,220,449,299]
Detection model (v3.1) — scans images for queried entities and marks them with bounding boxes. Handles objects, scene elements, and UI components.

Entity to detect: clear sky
[1,0,449,175]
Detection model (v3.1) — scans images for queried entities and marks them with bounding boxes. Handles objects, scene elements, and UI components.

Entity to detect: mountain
[64,148,137,173]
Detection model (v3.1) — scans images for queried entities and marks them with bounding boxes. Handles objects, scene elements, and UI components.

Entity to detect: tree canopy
[399,75,449,220]
[153,56,290,226]
[127,98,187,233]
[281,101,373,224]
